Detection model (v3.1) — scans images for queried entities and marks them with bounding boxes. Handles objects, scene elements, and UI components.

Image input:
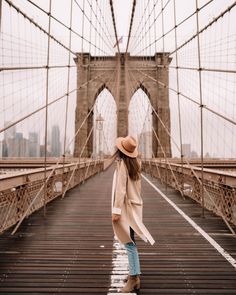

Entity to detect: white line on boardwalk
[107,238,136,294]
[142,174,236,270]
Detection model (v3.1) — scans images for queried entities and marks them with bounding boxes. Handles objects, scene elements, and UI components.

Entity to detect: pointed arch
[131,82,151,102]
[93,88,117,157]
[128,88,152,158]
[92,83,116,108]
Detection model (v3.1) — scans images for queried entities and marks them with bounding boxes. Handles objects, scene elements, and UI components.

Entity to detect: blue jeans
[124,229,141,276]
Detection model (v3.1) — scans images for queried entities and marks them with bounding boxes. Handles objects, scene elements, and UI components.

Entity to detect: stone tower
[74,52,172,158]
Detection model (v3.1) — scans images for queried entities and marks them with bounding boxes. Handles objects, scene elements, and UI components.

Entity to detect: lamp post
[96,114,104,159]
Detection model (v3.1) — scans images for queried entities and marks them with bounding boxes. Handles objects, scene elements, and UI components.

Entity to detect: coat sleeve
[112,161,127,215]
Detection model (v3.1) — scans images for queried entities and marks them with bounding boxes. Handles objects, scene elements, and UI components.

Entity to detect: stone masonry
[73,52,172,158]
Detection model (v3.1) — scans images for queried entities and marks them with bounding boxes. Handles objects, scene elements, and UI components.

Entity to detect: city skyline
[0,0,235,159]
[0,122,68,158]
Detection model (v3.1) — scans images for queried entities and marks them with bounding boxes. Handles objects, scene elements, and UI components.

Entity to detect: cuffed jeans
[124,228,141,276]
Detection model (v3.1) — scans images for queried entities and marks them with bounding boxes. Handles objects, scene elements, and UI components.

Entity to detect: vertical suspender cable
[195,0,205,217]
[62,0,73,196]
[89,0,92,54]
[98,1,102,59]
[102,0,105,62]
[142,0,145,65]
[160,0,167,188]
[153,0,157,53]
[81,0,85,53]
[173,0,184,192]
[0,0,2,32]
[148,0,152,60]
[153,0,157,160]
[80,0,85,167]
[144,1,148,63]
[43,0,52,216]
[94,1,98,59]
[161,0,164,52]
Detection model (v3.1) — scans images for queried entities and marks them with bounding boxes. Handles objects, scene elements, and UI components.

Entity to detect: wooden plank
[0,166,236,294]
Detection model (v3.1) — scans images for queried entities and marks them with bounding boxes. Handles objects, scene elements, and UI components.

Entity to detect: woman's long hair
[117,150,141,181]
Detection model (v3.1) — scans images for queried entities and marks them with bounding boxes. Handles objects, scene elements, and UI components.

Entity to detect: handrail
[0,160,104,234]
[142,159,236,226]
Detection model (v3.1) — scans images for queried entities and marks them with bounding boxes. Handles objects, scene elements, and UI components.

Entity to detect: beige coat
[111,159,155,245]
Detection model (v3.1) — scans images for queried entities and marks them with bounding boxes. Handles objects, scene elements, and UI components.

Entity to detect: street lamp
[96,113,104,159]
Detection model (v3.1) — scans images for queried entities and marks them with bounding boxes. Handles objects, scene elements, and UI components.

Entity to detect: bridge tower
[74,52,172,158]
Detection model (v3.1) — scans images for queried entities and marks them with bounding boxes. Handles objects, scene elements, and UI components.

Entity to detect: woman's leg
[122,242,141,292]
[124,242,141,276]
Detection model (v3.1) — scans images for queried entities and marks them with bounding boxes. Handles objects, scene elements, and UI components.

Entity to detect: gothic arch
[74,52,171,158]
[93,84,116,106]
[132,83,151,100]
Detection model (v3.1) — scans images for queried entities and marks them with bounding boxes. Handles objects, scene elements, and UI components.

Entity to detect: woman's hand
[112,213,121,222]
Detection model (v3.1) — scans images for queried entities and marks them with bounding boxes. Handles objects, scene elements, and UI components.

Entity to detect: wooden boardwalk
[0,165,236,294]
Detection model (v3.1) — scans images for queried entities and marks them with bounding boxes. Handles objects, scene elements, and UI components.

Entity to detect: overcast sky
[0,0,235,158]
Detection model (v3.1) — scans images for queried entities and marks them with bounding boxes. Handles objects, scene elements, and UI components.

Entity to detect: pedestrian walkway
[0,165,236,294]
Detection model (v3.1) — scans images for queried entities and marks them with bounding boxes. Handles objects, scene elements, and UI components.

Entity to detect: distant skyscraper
[4,121,16,141]
[3,121,16,156]
[182,144,191,158]
[20,137,29,157]
[1,140,8,157]
[29,132,40,157]
[7,132,29,157]
[51,125,61,157]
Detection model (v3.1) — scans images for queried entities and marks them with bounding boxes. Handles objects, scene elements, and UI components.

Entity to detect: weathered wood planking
[0,166,236,294]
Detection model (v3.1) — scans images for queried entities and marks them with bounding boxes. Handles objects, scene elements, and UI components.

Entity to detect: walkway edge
[142,174,236,270]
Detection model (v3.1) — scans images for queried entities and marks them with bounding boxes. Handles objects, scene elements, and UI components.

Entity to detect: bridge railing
[142,160,236,226]
[0,160,104,234]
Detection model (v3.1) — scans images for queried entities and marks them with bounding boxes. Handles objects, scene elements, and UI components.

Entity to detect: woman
[111,135,155,293]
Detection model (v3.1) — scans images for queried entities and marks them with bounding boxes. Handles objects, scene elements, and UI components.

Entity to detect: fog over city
[0,0,235,158]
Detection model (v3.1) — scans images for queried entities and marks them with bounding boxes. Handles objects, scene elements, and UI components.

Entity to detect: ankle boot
[123,275,130,283]
[121,275,140,292]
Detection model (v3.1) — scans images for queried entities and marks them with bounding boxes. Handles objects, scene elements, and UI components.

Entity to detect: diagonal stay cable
[67,63,119,191]
[129,68,236,126]
[11,68,117,235]
[170,1,236,56]
[61,126,94,198]
[62,66,119,197]
[129,0,151,52]
[128,67,235,235]
[74,0,114,53]
[4,0,77,56]
[87,0,115,50]
[0,71,110,135]
[133,0,214,55]
[24,0,111,56]
[127,68,184,197]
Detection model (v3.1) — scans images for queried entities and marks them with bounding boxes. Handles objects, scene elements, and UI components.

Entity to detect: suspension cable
[11,68,117,234]
[128,67,235,234]
[129,68,236,126]
[109,0,120,54]
[125,0,136,54]
[43,0,52,216]
[195,0,205,217]
[4,0,77,56]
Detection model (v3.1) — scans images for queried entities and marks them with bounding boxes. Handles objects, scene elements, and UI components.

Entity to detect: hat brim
[116,137,138,158]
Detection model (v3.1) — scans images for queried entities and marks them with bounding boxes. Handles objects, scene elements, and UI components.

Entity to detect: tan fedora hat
[116,136,138,158]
